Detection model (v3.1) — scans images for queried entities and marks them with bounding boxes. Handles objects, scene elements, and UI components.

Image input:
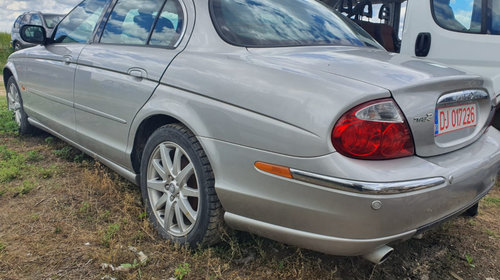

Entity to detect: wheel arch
[130,111,207,175]
[3,62,19,88]
[3,67,14,88]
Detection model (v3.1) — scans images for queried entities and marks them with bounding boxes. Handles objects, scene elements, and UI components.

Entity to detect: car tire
[13,42,22,51]
[140,123,223,247]
[6,76,34,135]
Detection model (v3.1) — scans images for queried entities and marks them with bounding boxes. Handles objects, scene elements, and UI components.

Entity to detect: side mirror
[20,25,47,45]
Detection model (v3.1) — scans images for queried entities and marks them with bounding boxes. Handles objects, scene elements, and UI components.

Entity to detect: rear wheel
[6,76,34,135]
[140,124,223,247]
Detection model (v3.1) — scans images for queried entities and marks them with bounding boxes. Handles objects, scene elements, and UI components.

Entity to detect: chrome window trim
[172,0,187,49]
[290,169,446,194]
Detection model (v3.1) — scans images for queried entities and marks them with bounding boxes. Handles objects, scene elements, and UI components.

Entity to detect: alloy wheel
[7,82,22,126]
[146,142,200,236]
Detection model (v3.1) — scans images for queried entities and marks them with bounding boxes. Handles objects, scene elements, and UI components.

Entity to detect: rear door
[400,0,500,97]
[74,0,192,165]
[21,0,111,140]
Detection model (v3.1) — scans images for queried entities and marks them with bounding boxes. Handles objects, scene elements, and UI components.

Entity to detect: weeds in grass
[0,242,6,253]
[79,201,91,214]
[174,263,190,280]
[52,145,89,163]
[0,165,21,183]
[0,146,26,183]
[138,211,147,220]
[54,226,62,234]
[483,196,500,207]
[465,254,475,268]
[484,228,500,239]
[0,99,18,135]
[26,150,43,163]
[14,180,35,196]
[101,223,121,248]
[30,213,40,221]
[38,164,57,179]
[53,146,73,160]
[0,145,16,160]
[44,136,55,145]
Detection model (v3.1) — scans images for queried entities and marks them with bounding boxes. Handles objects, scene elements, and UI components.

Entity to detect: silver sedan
[3,0,499,264]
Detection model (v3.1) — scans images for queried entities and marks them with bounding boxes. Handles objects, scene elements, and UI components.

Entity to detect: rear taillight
[332,98,414,160]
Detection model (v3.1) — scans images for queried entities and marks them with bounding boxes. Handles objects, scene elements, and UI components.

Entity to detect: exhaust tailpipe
[362,245,394,264]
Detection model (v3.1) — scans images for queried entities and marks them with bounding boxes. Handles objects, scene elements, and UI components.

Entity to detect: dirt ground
[0,81,499,280]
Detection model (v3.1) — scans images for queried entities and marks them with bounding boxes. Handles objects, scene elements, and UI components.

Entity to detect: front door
[21,0,111,140]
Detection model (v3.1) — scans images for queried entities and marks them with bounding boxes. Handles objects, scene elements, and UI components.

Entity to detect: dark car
[11,12,64,51]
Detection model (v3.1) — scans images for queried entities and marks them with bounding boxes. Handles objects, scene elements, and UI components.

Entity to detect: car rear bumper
[224,185,490,256]
[200,127,500,256]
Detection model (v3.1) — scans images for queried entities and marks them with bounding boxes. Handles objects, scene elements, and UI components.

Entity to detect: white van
[322,0,500,127]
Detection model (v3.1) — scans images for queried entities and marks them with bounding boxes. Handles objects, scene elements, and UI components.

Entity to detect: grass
[483,196,500,207]
[0,87,498,279]
[0,32,12,75]
[0,98,18,135]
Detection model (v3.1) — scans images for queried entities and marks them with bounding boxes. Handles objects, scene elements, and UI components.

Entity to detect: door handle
[64,55,72,64]
[128,68,147,80]
[415,32,431,57]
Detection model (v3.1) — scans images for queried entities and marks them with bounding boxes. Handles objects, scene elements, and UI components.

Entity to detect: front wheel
[13,42,22,51]
[6,76,34,135]
[140,124,223,247]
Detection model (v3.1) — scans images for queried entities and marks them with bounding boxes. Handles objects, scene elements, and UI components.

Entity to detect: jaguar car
[3,0,500,264]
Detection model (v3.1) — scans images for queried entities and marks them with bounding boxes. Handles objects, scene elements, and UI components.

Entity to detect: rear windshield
[210,0,381,48]
[44,15,64,29]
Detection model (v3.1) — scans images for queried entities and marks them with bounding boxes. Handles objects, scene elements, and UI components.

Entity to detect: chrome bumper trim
[290,169,446,194]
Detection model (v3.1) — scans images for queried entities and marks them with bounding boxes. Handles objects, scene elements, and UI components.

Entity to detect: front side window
[149,0,185,47]
[100,0,164,45]
[53,0,110,44]
[432,0,482,33]
[210,0,380,48]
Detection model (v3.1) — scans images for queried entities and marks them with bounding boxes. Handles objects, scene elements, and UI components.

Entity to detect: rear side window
[21,14,30,25]
[209,0,380,48]
[53,0,110,43]
[149,0,185,47]
[13,15,23,28]
[44,15,64,29]
[432,0,483,33]
[30,14,43,25]
[100,0,164,45]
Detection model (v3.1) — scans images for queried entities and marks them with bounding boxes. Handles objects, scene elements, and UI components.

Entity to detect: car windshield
[44,15,64,29]
[210,0,381,48]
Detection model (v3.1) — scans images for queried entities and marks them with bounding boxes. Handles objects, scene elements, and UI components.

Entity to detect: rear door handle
[415,32,432,57]
[128,68,147,80]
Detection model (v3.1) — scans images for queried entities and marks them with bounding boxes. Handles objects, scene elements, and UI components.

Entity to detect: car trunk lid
[248,46,495,157]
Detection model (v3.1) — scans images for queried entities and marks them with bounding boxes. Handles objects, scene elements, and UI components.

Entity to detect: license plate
[435,103,477,136]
